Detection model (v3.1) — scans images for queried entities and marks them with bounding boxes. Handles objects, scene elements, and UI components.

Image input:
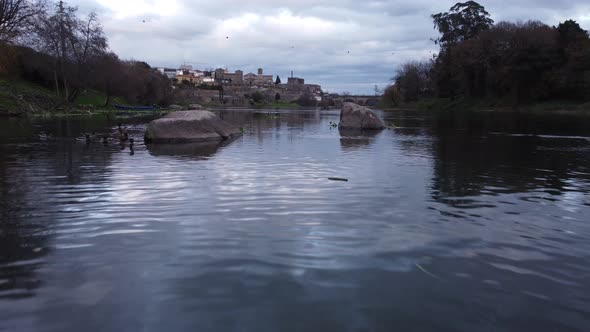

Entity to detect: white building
[157,67,177,79]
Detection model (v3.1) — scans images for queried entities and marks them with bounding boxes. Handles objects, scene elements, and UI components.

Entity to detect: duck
[39,132,56,141]
[113,123,129,142]
[129,138,135,155]
[83,131,99,143]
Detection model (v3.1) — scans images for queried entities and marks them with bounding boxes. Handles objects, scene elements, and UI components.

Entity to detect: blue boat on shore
[113,104,159,111]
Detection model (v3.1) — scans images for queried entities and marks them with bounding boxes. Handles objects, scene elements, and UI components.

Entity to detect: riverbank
[256,101,301,109]
[0,78,136,116]
[0,79,63,116]
[381,97,590,114]
[0,78,306,117]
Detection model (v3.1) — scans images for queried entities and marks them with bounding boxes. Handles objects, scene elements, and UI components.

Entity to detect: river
[1,109,589,331]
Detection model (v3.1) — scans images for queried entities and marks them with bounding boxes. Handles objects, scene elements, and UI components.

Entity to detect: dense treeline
[387,1,590,106]
[0,0,171,106]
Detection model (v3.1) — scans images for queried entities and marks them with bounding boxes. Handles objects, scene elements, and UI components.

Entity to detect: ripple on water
[1,111,590,331]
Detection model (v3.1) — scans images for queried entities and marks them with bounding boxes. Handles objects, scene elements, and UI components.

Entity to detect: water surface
[1,109,589,331]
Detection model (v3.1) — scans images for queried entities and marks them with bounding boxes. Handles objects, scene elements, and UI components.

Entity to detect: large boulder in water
[168,104,185,110]
[144,110,242,143]
[339,102,385,130]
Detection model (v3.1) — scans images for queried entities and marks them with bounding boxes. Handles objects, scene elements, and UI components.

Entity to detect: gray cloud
[69,0,590,94]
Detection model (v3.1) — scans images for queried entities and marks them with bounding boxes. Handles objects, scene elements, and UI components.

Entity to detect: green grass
[75,90,107,106]
[0,78,55,96]
[0,78,57,113]
[74,89,126,107]
[0,78,131,115]
[0,91,12,109]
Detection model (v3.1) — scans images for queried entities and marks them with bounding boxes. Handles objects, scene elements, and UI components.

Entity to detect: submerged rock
[144,110,242,143]
[339,102,385,130]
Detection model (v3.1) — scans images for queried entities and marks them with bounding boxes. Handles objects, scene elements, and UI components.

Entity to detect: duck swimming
[84,131,99,143]
[39,132,56,141]
[114,123,129,142]
[129,138,135,155]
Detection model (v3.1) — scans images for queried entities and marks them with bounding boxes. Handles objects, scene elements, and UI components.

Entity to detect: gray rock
[144,111,242,143]
[169,104,185,110]
[189,104,204,110]
[339,102,385,130]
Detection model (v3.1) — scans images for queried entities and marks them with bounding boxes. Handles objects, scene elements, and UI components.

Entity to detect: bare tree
[0,0,45,42]
[32,1,106,102]
[33,1,77,99]
[67,11,107,100]
[393,61,433,101]
[93,52,122,106]
[373,84,382,96]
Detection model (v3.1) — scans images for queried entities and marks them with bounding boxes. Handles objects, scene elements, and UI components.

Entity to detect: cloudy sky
[72,0,590,94]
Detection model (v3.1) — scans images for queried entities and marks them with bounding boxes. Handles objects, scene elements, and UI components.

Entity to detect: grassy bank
[75,90,127,108]
[0,78,131,116]
[0,78,59,115]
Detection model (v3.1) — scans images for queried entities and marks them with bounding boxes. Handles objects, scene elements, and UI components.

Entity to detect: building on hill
[256,68,274,86]
[243,72,257,84]
[283,76,317,92]
[215,68,273,86]
[288,77,305,85]
[157,67,177,79]
[169,65,322,104]
[275,76,323,102]
[224,70,243,84]
[214,68,243,84]
[176,72,201,85]
[189,70,205,78]
[201,76,215,85]
[243,68,273,86]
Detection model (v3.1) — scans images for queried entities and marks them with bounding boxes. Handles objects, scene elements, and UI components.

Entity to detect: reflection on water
[147,141,231,159]
[338,129,381,151]
[0,109,589,331]
[0,144,48,300]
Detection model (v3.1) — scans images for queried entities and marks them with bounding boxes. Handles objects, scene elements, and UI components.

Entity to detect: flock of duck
[83,123,135,154]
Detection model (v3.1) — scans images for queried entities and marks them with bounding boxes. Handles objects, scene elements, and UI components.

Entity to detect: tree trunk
[103,93,111,107]
[62,76,69,101]
[69,87,79,103]
[58,1,69,102]
[53,70,61,97]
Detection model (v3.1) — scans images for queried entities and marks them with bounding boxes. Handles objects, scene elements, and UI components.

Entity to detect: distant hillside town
[156,65,322,106]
